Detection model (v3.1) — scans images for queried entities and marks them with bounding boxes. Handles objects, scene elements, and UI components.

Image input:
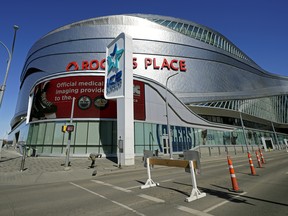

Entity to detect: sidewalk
[1,146,276,186]
[0,147,145,185]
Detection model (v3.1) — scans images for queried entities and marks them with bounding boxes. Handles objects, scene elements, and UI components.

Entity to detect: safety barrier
[141,158,206,202]
[247,152,257,176]
[197,145,259,157]
[259,149,266,164]
[227,156,243,193]
[255,150,263,168]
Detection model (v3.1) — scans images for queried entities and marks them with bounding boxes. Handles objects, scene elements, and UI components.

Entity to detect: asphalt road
[0,151,287,216]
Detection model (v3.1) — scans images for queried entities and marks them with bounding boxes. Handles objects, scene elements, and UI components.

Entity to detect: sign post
[105,33,134,166]
[64,97,75,170]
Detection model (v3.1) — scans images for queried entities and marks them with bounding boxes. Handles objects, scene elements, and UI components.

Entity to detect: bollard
[247,152,257,176]
[259,148,266,164]
[227,156,243,193]
[20,145,27,172]
[255,150,263,168]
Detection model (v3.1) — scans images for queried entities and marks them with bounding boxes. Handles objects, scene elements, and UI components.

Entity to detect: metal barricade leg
[186,160,206,202]
[141,158,158,189]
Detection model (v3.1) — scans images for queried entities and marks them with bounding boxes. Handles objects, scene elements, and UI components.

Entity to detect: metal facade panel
[11,14,288,127]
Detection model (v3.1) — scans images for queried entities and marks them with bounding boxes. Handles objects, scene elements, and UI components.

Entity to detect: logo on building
[78,96,92,110]
[104,33,130,99]
[106,43,124,96]
[94,96,108,109]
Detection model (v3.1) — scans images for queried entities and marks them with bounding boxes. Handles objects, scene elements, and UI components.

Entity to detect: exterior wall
[26,120,117,157]
[13,15,288,126]
[12,74,288,157]
[18,120,287,157]
[8,14,288,156]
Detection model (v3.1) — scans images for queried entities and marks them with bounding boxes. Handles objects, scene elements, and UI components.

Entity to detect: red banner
[30,76,145,121]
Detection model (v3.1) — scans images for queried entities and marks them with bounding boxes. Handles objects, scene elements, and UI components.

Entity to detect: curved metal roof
[132,14,255,63]
[44,14,256,65]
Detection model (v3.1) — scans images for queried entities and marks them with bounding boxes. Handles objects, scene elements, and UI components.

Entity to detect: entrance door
[261,137,274,151]
[162,135,170,155]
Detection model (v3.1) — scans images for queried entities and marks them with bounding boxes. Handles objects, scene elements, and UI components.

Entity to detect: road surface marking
[126,185,142,190]
[203,192,247,213]
[161,178,173,182]
[126,179,173,190]
[70,182,145,216]
[178,206,214,216]
[138,194,165,203]
[91,180,132,193]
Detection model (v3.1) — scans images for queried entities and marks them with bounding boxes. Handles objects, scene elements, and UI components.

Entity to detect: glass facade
[26,121,117,156]
[193,96,288,124]
[146,17,251,62]
[22,119,288,156]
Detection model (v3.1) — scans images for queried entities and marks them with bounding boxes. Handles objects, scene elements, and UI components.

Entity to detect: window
[196,28,202,39]
[174,22,183,31]
[167,21,177,29]
[180,23,189,34]
[161,20,171,26]
[201,29,208,41]
[87,122,100,146]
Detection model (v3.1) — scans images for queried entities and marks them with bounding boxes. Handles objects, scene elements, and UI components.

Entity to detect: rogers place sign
[66,57,186,72]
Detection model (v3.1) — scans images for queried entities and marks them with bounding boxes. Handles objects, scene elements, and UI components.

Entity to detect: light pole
[65,97,75,170]
[271,121,279,149]
[239,103,258,176]
[0,25,19,108]
[165,72,179,159]
[239,110,249,152]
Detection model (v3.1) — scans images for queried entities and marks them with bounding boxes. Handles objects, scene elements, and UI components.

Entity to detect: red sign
[30,76,145,121]
[66,57,186,72]
[144,58,186,71]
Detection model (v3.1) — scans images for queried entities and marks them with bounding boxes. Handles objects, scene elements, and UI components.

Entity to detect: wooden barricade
[140,158,206,202]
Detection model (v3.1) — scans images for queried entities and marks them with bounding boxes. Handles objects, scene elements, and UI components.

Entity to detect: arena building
[8,14,288,163]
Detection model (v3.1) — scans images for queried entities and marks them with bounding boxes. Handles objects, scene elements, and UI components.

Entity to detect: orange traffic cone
[247,152,257,175]
[259,148,266,164]
[255,150,263,168]
[227,156,243,193]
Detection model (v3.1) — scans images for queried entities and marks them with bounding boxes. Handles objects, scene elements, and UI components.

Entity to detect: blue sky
[0,0,288,138]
